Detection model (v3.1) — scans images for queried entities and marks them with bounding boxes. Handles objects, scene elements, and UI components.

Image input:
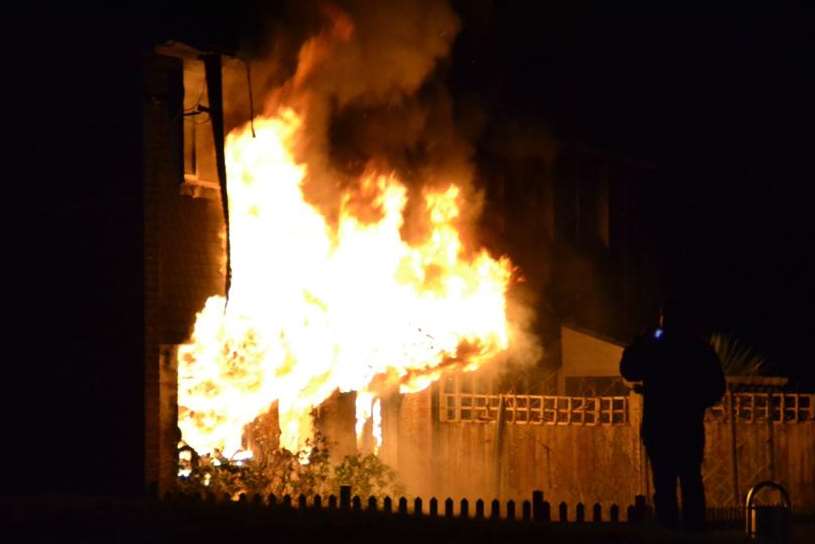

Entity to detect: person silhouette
[619,298,725,531]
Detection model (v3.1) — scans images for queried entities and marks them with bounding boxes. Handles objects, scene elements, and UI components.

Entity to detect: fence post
[429,497,438,517]
[383,496,392,514]
[576,503,585,523]
[475,499,484,519]
[398,497,408,515]
[267,493,277,509]
[491,499,500,520]
[298,494,307,511]
[414,497,423,517]
[634,495,647,523]
[460,498,469,518]
[729,390,741,505]
[532,490,544,522]
[313,495,322,510]
[506,500,516,521]
[767,394,776,481]
[445,498,454,519]
[340,486,351,510]
[367,496,377,512]
[282,495,292,509]
[592,503,602,523]
[352,496,361,512]
[522,500,531,522]
[610,504,619,522]
[558,502,568,522]
[495,395,506,499]
[329,495,337,511]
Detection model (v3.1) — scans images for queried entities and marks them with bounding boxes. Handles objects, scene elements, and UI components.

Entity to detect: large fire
[177,108,513,459]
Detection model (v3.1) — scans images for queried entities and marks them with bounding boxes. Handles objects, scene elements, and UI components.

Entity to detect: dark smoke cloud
[222,1,475,235]
[291,0,459,107]
[286,0,470,237]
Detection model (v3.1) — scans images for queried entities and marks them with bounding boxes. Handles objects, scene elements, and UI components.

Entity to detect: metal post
[767,394,776,481]
[202,53,231,300]
[729,391,741,505]
[340,485,351,510]
[495,395,505,498]
[431,381,441,501]
[532,490,544,522]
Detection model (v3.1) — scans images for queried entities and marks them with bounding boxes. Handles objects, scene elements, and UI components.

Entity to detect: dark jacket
[620,330,726,450]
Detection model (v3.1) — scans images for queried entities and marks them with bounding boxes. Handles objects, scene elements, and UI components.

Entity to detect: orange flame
[177,108,512,458]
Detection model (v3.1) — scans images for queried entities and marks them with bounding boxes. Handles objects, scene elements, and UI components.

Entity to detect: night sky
[6,1,813,496]
[445,3,814,382]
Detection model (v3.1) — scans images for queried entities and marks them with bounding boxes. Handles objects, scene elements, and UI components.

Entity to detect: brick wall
[144,53,226,494]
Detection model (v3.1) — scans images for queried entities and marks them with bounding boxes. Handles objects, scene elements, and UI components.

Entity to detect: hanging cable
[245,59,256,138]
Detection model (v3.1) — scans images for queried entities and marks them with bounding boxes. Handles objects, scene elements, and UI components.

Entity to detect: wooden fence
[417,389,815,510]
[708,392,813,422]
[440,391,813,426]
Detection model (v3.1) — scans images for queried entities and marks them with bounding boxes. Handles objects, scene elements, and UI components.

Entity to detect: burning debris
[176,0,533,463]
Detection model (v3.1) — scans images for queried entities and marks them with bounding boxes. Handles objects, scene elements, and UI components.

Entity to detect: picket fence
[159,486,761,529]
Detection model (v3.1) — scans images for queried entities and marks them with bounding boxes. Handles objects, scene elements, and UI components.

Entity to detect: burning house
[144,2,535,498]
[139,3,814,511]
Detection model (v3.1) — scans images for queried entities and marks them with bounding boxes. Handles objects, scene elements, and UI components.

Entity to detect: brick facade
[144,53,226,494]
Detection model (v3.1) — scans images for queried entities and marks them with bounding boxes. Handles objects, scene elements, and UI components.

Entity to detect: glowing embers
[177,109,512,461]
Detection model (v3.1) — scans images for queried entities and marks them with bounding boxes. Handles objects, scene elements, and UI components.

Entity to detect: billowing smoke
[220,0,542,369]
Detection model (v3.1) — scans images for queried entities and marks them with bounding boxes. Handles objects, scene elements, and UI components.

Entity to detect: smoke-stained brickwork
[144,54,182,494]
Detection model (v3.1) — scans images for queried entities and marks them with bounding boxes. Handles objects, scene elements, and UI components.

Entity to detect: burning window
[183,109,218,190]
[178,54,220,198]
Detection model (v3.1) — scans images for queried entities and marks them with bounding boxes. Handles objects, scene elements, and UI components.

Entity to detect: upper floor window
[182,59,219,198]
